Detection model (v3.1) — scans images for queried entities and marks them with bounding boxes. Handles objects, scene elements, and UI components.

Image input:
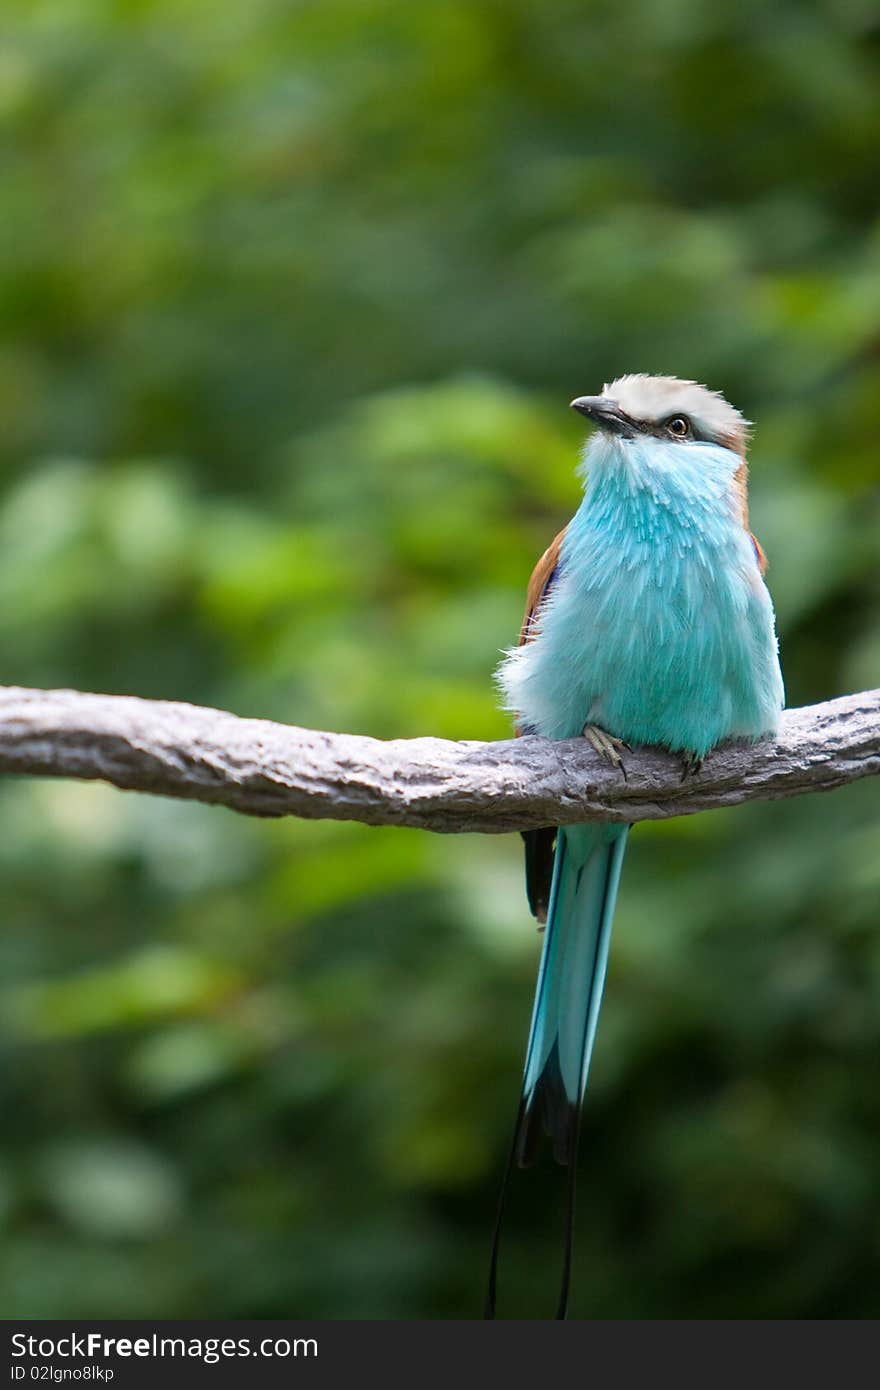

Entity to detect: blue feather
[516,822,628,1166]
[487,389,784,1318]
[497,434,784,752]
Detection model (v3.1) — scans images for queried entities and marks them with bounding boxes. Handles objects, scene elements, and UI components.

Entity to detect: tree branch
[0,685,876,834]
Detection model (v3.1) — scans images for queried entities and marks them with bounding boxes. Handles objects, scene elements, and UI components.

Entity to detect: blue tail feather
[515,822,628,1167]
[484,820,628,1317]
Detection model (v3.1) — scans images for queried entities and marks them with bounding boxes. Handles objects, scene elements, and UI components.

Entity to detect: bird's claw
[679,751,703,782]
[582,724,630,781]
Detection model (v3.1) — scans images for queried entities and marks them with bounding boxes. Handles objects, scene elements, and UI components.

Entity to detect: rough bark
[0,685,876,833]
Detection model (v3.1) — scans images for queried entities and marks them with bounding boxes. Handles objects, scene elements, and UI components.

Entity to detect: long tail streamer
[486,823,628,1319]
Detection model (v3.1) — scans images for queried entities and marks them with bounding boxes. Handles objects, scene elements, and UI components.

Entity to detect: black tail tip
[514,1045,579,1168]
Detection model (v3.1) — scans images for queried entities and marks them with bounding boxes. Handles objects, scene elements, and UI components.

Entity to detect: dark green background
[0,0,878,1318]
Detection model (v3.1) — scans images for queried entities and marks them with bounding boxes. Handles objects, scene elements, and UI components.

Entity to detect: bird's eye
[666,415,691,438]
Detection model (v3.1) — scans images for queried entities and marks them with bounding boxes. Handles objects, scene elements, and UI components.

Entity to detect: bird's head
[571,375,750,459]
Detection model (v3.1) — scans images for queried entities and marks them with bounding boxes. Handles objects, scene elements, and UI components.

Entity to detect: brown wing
[733,460,768,575]
[518,526,567,646]
[517,526,567,924]
[750,531,768,575]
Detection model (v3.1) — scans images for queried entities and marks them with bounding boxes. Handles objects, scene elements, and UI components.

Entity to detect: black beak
[570,395,639,437]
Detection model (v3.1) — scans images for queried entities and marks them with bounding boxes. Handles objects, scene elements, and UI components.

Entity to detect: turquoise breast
[498,435,784,756]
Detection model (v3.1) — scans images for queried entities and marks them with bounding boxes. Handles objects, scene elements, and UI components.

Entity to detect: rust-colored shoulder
[733,459,768,575]
[733,459,750,530]
[750,531,768,575]
[519,526,566,646]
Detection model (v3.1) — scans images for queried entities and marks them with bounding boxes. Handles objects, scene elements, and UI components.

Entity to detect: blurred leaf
[1,0,878,1320]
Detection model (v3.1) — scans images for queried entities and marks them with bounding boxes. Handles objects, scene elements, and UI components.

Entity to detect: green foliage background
[0,0,878,1319]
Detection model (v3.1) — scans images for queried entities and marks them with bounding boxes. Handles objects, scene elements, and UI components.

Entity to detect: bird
[486,374,784,1319]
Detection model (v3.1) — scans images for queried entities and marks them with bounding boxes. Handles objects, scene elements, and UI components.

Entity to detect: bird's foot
[582,724,630,780]
[679,751,703,782]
